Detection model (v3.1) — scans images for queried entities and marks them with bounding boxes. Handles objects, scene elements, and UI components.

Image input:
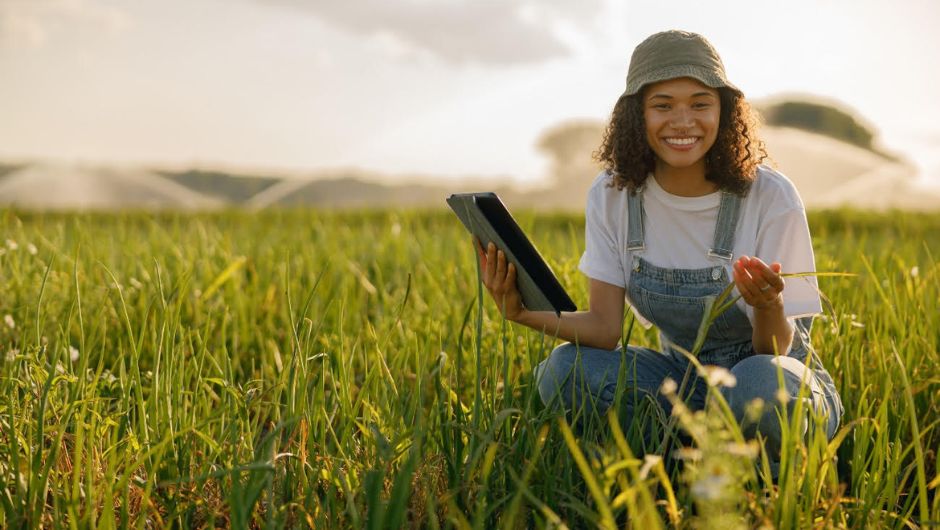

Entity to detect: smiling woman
[476,30,843,479]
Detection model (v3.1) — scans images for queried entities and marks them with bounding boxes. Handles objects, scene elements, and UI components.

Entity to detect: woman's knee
[535,342,619,413]
[535,343,580,408]
[724,356,784,409]
[722,355,830,450]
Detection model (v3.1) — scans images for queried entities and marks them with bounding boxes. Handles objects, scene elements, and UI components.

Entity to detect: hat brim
[622,64,740,97]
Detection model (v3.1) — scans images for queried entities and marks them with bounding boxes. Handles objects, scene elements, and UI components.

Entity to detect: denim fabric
[536,189,843,468]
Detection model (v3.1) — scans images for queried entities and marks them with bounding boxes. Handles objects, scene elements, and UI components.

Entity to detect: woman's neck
[652,161,717,197]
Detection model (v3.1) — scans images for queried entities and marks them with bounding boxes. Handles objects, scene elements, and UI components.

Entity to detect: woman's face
[642,77,721,174]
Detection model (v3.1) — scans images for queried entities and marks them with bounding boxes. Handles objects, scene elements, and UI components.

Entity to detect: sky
[1,0,939,186]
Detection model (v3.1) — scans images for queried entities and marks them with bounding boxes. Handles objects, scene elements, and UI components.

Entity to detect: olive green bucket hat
[621,30,740,97]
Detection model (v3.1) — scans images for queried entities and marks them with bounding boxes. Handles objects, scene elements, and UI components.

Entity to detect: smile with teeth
[664,137,700,146]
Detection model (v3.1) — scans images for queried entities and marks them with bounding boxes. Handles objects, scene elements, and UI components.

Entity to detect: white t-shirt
[578,165,822,326]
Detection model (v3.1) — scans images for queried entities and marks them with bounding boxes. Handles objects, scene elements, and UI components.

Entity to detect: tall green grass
[0,208,937,528]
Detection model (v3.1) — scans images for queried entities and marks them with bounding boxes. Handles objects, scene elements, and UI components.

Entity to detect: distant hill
[0,163,221,210]
[265,175,451,208]
[243,168,519,209]
[0,163,26,181]
[759,127,940,210]
[757,98,898,161]
[158,169,280,204]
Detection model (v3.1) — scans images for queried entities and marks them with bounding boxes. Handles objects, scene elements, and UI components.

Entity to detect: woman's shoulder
[586,170,623,203]
[749,164,806,211]
[584,170,631,224]
[588,169,615,192]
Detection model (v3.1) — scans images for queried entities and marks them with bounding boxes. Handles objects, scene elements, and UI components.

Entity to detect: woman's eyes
[650,102,712,110]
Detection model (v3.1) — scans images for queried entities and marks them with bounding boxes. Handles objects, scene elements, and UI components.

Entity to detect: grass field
[0,208,937,528]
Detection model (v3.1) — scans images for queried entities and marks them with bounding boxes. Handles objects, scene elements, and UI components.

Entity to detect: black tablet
[447,192,576,314]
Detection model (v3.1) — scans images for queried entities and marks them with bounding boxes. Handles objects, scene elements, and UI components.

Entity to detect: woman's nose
[669,108,693,129]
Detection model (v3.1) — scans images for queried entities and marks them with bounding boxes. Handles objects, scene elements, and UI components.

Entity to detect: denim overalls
[536,187,843,464]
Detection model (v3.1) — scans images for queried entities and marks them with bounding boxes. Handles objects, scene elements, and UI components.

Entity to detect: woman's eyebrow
[647,91,716,101]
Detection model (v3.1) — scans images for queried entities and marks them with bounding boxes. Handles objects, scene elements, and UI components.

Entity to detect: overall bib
[535,188,843,467]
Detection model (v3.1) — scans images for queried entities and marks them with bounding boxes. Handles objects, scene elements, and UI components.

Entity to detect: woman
[477,30,842,469]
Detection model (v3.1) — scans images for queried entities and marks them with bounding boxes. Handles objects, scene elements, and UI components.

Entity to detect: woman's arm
[733,255,794,355]
[477,240,625,350]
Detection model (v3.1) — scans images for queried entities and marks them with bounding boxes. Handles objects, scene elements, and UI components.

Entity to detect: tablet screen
[473,194,576,312]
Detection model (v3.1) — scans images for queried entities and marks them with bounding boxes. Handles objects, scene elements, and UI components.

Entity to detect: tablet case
[447,192,577,314]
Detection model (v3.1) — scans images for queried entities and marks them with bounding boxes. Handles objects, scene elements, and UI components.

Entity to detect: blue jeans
[535,343,842,461]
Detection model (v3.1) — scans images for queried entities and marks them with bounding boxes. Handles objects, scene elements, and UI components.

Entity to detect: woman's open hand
[733,255,785,310]
[474,237,525,321]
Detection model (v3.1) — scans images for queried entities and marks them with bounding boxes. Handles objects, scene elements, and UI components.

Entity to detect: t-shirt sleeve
[578,181,625,287]
[746,206,823,323]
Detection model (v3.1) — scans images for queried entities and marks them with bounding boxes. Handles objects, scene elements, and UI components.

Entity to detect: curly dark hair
[594,87,767,196]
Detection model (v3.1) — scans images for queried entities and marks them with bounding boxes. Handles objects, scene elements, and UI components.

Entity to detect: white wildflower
[701,365,737,388]
[5,239,17,251]
[4,314,14,329]
[55,362,65,374]
[674,447,702,461]
[775,388,790,404]
[691,470,731,501]
[639,454,661,479]
[27,243,37,255]
[5,349,18,362]
[744,397,765,422]
[910,266,919,278]
[660,377,678,395]
[69,346,80,362]
[725,441,759,458]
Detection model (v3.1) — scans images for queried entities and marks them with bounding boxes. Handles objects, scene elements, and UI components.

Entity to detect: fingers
[473,236,487,270]
[471,238,523,319]
[734,255,784,309]
[506,262,516,289]
[748,257,784,292]
[495,247,507,282]
[479,241,513,291]
[736,256,783,289]
[733,259,759,298]
[485,242,497,284]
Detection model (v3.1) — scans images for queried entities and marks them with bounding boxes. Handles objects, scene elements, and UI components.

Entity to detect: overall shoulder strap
[707,191,742,262]
[626,189,645,251]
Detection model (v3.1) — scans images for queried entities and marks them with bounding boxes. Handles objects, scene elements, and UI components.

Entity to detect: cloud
[0,0,131,49]
[264,0,602,65]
